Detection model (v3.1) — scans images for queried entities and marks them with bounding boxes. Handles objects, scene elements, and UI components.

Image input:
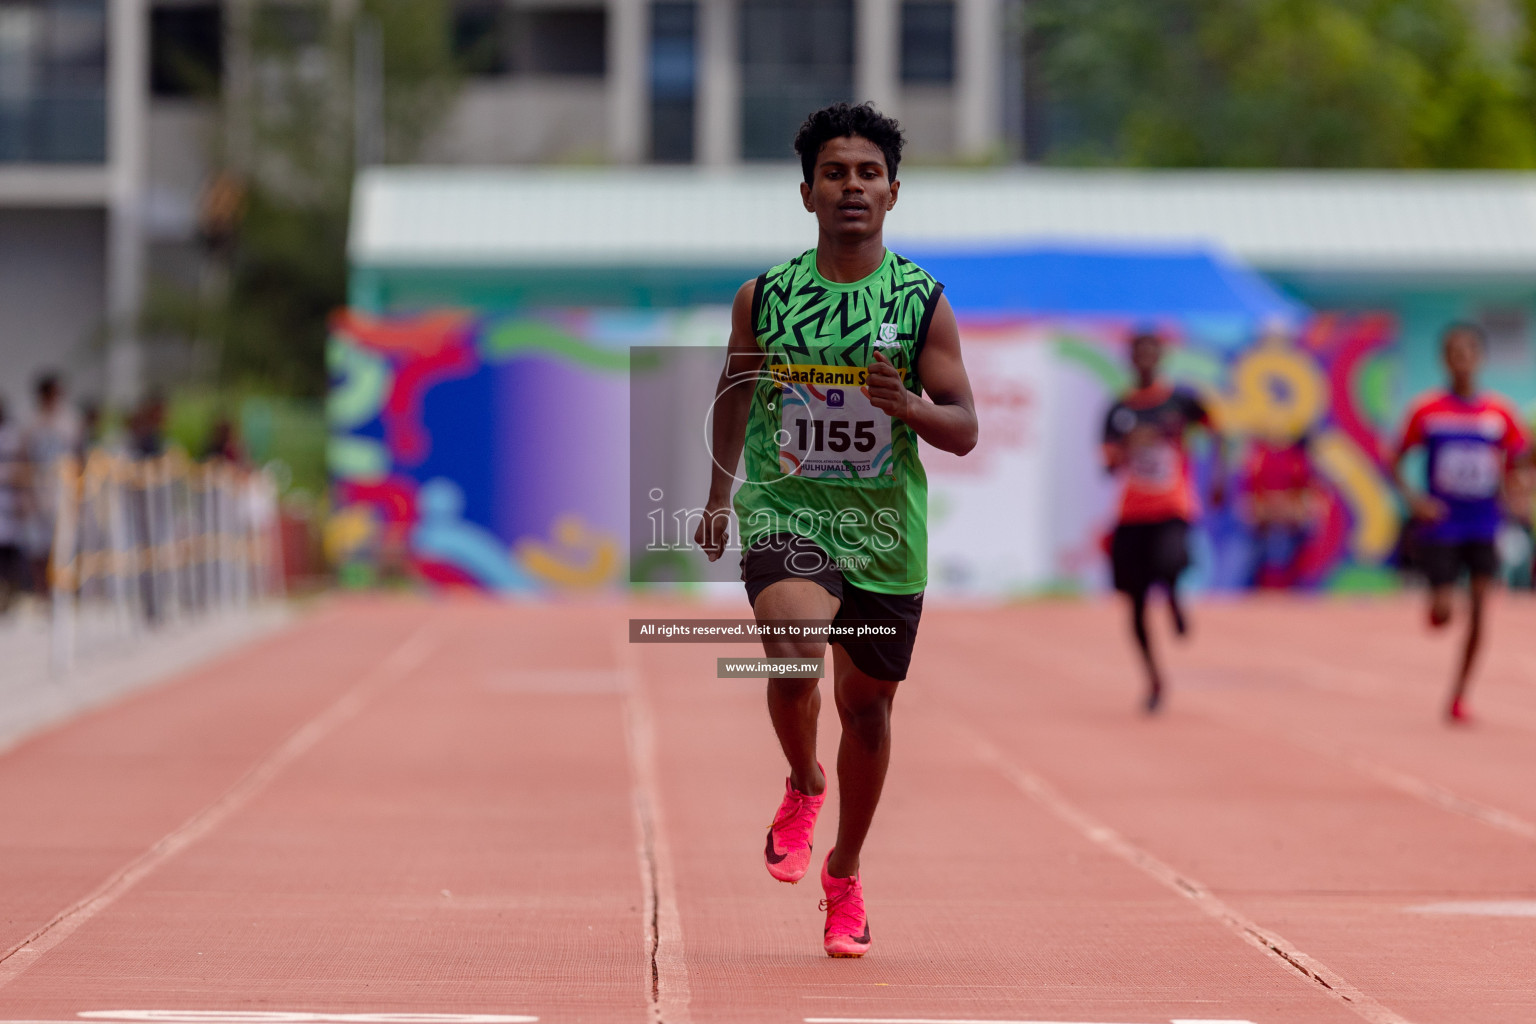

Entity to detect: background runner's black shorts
[1419,539,1498,587]
[1110,519,1190,594]
[741,533,923,683]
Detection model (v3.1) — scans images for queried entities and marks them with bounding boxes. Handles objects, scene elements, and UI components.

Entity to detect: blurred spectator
[205,415,246,465]
[0,398,25,612]
[125,392,169,625]
[1242,432,1322,588]
[128,391,168,459]
[77,399,103,459]
[22,373,81,595]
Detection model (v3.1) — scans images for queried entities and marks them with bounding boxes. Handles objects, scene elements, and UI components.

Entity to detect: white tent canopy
[353,166,1536,275]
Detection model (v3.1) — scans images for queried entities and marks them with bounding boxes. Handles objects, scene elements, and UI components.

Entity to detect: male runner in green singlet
[695,103,977,958]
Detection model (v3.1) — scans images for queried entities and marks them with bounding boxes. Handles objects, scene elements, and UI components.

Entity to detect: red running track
[2,592,1535,1024]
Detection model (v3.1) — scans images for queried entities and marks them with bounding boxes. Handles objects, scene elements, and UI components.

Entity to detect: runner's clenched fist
[862,351,910,419]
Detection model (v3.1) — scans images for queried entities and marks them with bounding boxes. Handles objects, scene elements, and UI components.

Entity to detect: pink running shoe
[819,850,871,957]
[765,766,825,883]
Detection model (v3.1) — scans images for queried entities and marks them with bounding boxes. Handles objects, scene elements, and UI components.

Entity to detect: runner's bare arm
[1498,420,1533,512]
[695,280,766,562]
[1389,441,1446,522]
[864,295,977,456]
[1502,454,1533,516]
[1101,409,1127,473]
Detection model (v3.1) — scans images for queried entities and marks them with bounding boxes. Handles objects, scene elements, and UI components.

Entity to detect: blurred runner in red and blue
[1391,322,1530,724]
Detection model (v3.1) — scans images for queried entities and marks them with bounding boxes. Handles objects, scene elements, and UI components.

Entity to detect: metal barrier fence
[47,451,286,674]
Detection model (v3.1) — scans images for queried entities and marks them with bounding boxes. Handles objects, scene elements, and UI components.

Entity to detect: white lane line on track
[1258,642,1536,736]
[1336,747,1536,842]
[618,638,693,1024]
[804,1018,1258,1023]
[0,619,442,991]
[1190,692,1536,846]
[76,1014,534,1023]
[947,718,1417,1024]
[1406,900,1536,916]
[0,1019,538,1024]
[1005,632,1536,868]
[1193,637,1536,847]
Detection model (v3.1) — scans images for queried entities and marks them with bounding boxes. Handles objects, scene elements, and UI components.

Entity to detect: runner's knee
[761,636,828,660]
[835,690,893,749]
[767,677,820,703]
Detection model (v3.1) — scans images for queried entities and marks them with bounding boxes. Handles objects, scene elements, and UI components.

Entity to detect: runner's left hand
[863,351,910,418]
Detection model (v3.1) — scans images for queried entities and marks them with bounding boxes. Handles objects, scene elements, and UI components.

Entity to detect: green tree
[1028,0,1536,168]
[145,0,459,397]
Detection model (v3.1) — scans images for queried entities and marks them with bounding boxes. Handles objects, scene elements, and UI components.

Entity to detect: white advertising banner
[923,323,1057,597]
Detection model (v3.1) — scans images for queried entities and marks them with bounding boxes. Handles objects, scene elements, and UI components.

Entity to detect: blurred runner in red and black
[1242,431,1322,588]
[1102,330,1226,713]
[1391,323,1529,724]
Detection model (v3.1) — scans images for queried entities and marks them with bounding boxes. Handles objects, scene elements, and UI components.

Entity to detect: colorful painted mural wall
[327,307,1403,596]
[327,309,632,592]
[1005,313,1402,595]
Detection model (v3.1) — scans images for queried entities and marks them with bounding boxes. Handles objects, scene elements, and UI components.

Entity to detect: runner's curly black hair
[793,102,905,185]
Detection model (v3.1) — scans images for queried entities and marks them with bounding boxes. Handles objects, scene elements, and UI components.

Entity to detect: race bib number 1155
[772,363,897,479]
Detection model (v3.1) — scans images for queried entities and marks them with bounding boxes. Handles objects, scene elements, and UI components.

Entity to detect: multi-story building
[432,0,1018,166]
[0,0,1019,414]
[0,0,144,416]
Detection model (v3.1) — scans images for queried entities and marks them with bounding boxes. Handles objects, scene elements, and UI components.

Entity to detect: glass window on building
[454,3,606,77]
[0,0,106,162]
[740,0,852,161]
[901,0,953,84]
[151,2,223,98]
[650,2,695,163]
[514,8,606,75]
[454,0,509,75]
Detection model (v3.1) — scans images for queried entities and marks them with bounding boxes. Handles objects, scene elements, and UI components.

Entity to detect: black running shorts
[1110,519,1191,594]
[1420,538,1498,587]
[740,533,923,683]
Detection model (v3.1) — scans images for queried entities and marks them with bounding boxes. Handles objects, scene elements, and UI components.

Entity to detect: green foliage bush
[1028,0,1536,168]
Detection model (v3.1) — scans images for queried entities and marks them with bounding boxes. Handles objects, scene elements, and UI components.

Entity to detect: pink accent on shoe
[819,850,871,957]
[765,765,825,883]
